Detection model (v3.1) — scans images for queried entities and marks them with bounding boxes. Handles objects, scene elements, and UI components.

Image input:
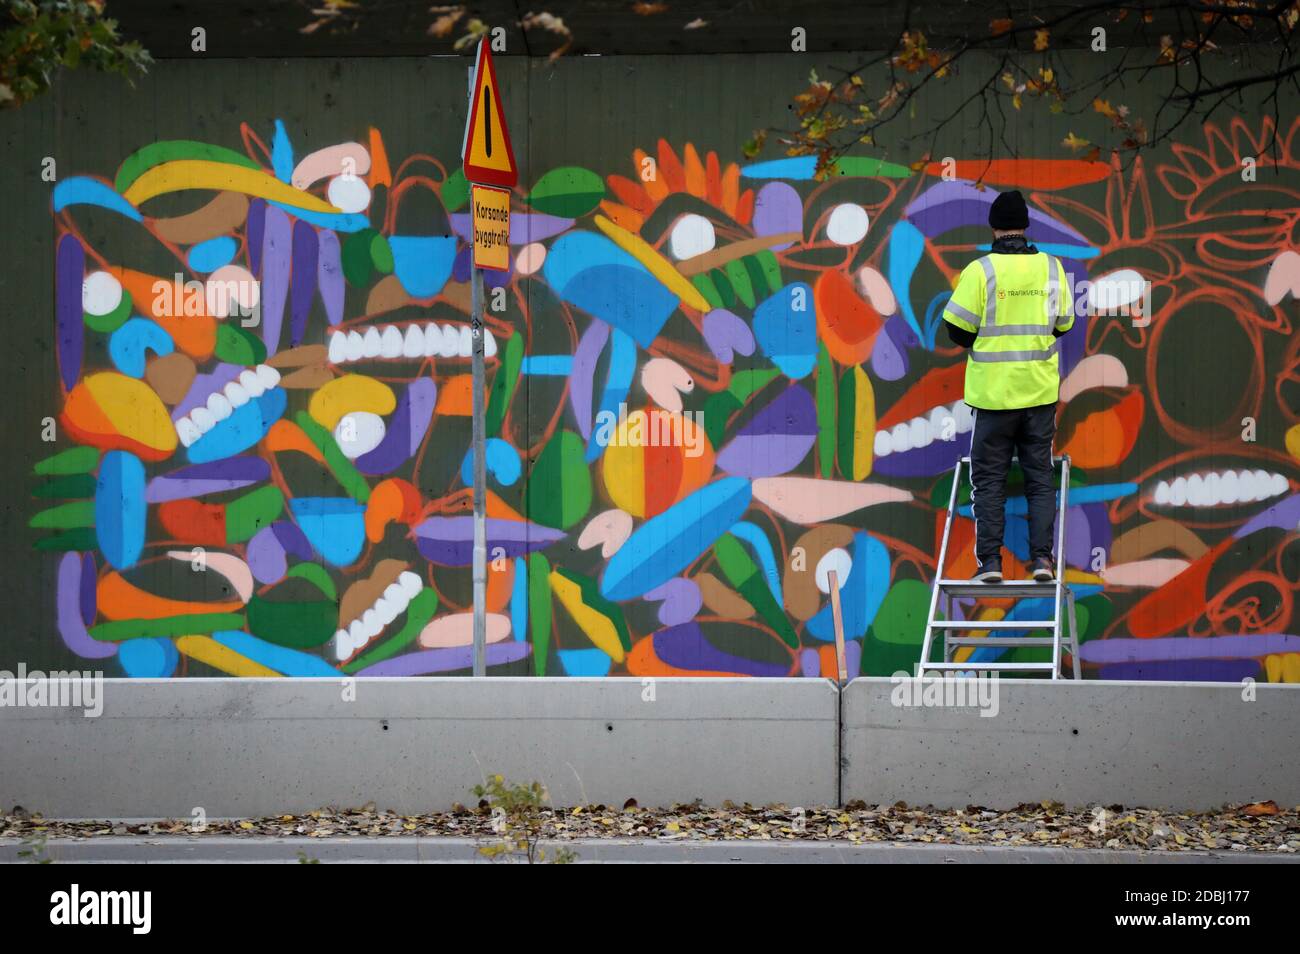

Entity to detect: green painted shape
[369,232,394,274]
[224,485,284,543]
[245,597,336,649]
[714,533,798,648]
[836,364,857,479]
[285,563,337,601]
[754,249,782,295]
[344,587,437,673]
[743,253,771,300]
[29,500,95,529]
[526,166,605,217]
[692,272,723,310]
[528,553,552,676]
[830,156,915,179]
[34,447,100,476]
[485,332,523,437]
[815,343,836,479]
[33,528,98,552]
[704,390,742,450]
[710,266,736,309]
[341,228,378,287]
[90,613,246,641]
[34,474,96,499]
[723,258,756,310]
[294,411,371,504]
[84,291,132,334]
[555,566,631,653]
[1077,595,1111,642]
[114,141,262,193]
[727,367,780,403]
[526,430,592,530]
[873,579,934,645]
[214,323,268,366]
[441,168,470,212]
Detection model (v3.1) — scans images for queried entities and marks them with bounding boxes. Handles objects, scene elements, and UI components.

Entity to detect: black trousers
[969,402,1057,567]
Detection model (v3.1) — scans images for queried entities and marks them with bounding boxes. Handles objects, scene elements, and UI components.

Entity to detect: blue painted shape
[741,157,817,180]
[602,477,753,602]
[752,282,816,379]
[887,220,925,341]
[808,532,890,641]
[187,236,238,273]
[271,119,294,183]
[585,328,637,463]
[511,557,528,642]
[95,450,145,571]
[520,355,574,376]
[460,437,522,487]
[213,631,339,676]
[963,584,1104,665]
[543,232,678,348]
[558,648,612,676]
[52,177,142,221]
[289,496,366,566]
[268,202,370,233]
[389,236,457,298]
[188,387,286,464]
[109,318,173,378]
[730,521,783,605]
[958,483,1139,518]
[922,293,950,351]
[977,242,1099,259]
[119,637,179,677]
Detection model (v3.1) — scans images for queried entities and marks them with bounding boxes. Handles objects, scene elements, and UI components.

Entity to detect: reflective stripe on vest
[964,252,1063,409]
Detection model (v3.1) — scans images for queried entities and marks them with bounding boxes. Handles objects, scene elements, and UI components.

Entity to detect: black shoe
[973,560,1002,584]
[1030,557,1056,582]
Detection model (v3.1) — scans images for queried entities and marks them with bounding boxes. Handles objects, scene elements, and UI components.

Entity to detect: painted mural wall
[4,55,1299,680]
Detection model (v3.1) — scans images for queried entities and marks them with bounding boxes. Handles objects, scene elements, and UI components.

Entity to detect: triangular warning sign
[462,40,517,188]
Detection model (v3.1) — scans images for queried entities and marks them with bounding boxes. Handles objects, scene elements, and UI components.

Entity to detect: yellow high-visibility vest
[942,252,1075,410]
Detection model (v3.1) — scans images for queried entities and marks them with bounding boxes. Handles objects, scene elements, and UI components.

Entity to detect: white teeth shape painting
[326,323,494,364]
[873,401,973,458]
[1151,469,1290,508]
[332,571,424,661]
[173,364,283,447]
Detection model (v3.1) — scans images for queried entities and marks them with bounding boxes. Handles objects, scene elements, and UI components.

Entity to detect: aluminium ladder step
[929,619,1057,629]
[936,580,1060,598]
[921,661,1058,673]
[943,636,1058,648]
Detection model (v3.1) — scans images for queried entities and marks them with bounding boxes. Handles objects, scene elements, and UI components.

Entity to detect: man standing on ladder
[941,190,1075,584]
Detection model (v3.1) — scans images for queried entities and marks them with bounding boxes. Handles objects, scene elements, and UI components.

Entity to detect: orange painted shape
[606,174,653,214]
[486,559,514,614]
[878,364,967,430]
[367,127,392,188]
[815,269,883,366]
[111,267,217,359]
[366,477,422,543]
[598,199,644,234]
[657,140,685,193]
[642,434,684,518]
[1062,391,1144,469]
[436,375,474,415]
[720,164,740,218]
[626,636,748,678]
[705,152,722,207]
[921,159,1110,190]
[159,499,227,546]
[683,144,707,198]
[734,189,754,226]
[1127,539,1233,639]
[264,419,326,464]
[98,571,242,621]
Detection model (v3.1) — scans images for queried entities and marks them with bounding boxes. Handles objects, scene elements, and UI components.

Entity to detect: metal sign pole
[468,65,487,677]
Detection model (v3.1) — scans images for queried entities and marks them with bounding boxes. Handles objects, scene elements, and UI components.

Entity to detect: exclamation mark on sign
[483,88,493,158]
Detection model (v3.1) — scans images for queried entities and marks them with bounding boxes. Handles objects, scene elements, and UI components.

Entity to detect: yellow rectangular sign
[471,184,511,272]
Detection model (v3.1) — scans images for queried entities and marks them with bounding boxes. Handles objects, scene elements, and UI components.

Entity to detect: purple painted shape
[716,384,817,477]
[247,525,287,584]
[171,364,243,420]
[56,234,84,392]
[751,182,803,251]
[1236,492,1300,539]
[1055,257,1088,377]
[163,456,271,482]
[1079,502,1112,566]
[702,309,755,363]
[356,641,531,676]
[79,552,97,627]
[1062,506,1092,569]
[355,378,436,475]
[652,622,789,677]
[873,430,972,478]
[317,230,344,326]
[448,212,573,245]
[452,245,472,283]
[799,647,820,676]
[414,517,565,565]
[644,577,702,626]
[483,258,513,289]
[289,219,319,346]
[57,553,115,660]
[904,181,1087,245]
[272,520,314,560]
[871,326,908,380]
[844,640,861,677]
[260,205,293,356]
[146,477,261,503]
[570,320,610,440]
[1099,659,1260,682]
[1081,634,1300,665]
[247,199,266,275]
[886,312,920,350]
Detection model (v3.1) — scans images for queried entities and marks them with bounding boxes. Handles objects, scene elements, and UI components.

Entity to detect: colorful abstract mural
[35,105,1300,680]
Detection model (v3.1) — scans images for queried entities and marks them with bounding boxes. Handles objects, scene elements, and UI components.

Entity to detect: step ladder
[917,454,1081,680]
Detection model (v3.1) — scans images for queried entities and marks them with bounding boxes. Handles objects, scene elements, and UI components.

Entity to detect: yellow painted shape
[1264,653,1300,683]
[1286,424,1300,463]
[175,635,278,677]
[123,160,341,214]
[953,607,1005,664]
[601,416,647,518]
[592,214,712,312]
[81,372,178,456]
[852,364,875,481]
[308,374,396,430]
[550,571,626,663]
[1062,569,1105,586]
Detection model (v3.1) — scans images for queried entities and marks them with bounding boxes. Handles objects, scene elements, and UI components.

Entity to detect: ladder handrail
[917,456,964,673]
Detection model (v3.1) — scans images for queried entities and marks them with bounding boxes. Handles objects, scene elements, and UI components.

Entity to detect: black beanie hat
[989,189,1029,230]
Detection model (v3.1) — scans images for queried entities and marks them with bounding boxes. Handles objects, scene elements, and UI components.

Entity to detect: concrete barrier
[0,677,839,818]
[842,677,1300,809]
